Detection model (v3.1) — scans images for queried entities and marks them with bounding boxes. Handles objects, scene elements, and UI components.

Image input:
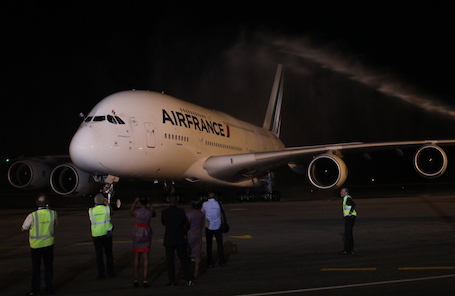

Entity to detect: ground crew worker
[22,194,58,296]
[339,188,357,255]
[89,193,115,278]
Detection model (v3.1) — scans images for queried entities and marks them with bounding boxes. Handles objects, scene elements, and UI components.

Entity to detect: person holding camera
[22,194,58,296]
[89,193,114,279]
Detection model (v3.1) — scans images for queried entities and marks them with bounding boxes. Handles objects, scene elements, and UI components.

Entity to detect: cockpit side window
[115,116,125,124]
[107,115,117,124]
[93,116,106,122]
[84,116,93,122]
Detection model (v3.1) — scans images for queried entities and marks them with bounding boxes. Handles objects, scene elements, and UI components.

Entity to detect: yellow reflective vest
[343,195,357,217]
[29,209,56,249]
[89,205,113,237]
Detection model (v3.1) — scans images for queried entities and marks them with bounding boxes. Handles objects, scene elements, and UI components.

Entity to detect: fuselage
[69,90,285,184]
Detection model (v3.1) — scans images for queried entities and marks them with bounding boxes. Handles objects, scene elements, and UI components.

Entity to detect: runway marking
[229,235,253,239]
[0,246,28,249]
[321,267,376,271]
[399,266,455,270]
[75,240,132,246]
[202,235,252,241]
[235,274,455,296]
[322,266,454,271]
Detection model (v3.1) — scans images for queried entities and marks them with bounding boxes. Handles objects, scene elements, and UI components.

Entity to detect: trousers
[31,244,54,294]
[165,244,190,283]
[205,227,225,265]
[344,216,356,252]
[92,235,114,276]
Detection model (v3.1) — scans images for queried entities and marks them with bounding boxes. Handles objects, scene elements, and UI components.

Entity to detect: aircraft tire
[111,198,122,210]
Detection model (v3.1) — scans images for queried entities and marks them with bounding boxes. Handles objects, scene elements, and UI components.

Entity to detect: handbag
[221,221,230,233]
[218,201,230,233]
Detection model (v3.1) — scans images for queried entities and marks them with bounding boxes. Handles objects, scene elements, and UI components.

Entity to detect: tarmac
[1,189,455,296]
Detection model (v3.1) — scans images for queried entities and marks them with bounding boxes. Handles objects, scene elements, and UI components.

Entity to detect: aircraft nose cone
[69,127,99,171]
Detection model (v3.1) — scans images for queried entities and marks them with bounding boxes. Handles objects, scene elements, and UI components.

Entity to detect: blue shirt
[201,198,221,230]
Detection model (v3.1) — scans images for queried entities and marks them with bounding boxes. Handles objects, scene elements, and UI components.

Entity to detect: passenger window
[115,116,125,124]
[84,116,93,122]
[93,116,106,122]
[107,115,117,124]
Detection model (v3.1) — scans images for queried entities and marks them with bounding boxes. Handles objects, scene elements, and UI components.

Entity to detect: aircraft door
[145,122,156,148]
[197,131,203,154]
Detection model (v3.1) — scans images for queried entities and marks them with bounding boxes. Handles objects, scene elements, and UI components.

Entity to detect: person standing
[339,188,357,255]
[129,196,156,288]
[201,192,225,267]
[22,194,58,296]
[89,193,114,278]
[161,195,193,286]
[186,199,205,280]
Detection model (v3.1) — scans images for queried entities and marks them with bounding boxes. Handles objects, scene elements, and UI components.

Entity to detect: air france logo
[162,109,230,137]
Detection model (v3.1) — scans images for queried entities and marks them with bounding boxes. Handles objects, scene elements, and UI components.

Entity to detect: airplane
[7,64,455,207]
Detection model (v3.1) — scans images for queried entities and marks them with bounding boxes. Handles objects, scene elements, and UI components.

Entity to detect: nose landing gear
[95,175,122,210]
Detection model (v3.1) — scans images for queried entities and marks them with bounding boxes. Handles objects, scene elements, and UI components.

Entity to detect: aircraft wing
[202,140,455,188]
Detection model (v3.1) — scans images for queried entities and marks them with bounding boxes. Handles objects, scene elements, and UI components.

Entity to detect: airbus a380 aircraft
[7,65,455,206]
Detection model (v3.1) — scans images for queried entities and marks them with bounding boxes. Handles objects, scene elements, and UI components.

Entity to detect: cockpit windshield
[84,115,125,124]
[93,116,106,122]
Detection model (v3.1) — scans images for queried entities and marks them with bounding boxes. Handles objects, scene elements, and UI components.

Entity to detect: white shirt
[201,198,221,230]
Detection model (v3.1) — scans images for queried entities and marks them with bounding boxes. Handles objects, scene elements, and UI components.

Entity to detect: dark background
[2,2,455,199]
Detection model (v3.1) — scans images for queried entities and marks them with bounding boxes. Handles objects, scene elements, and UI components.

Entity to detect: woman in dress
[186,199,205,280]
[130,196,156,288]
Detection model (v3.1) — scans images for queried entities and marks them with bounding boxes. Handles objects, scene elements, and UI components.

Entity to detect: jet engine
[7,160,52,189]
[50,163,99,196]
[308,153,348,189]
[413,144,448,178]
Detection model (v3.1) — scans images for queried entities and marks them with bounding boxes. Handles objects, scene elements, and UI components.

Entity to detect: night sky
[3,2,455,161]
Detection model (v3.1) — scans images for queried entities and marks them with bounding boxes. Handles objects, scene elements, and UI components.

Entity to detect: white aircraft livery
[7,64,455,204]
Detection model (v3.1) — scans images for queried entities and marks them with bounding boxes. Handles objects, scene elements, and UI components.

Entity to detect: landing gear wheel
[111,198,122,210]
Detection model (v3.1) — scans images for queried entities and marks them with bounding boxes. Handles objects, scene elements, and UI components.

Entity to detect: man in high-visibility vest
[22,194,58,296]
[339,188,357,255]
[89,194,114,279]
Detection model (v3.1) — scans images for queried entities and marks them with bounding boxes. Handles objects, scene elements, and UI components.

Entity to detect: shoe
[133,279,138,288]
[166,282,176,286]
[187,280,194,286]
[338,250,355,255]
[192,275,199,280]
[143,280,149,288]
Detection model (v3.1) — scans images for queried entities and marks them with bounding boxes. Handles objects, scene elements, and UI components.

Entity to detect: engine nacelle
[414,144,447,178]
[50,163,99,196]
[8,160,52,189]
[308,153,348,189]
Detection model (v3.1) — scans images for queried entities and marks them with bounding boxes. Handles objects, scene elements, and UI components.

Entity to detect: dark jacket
[161,205,189,246]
